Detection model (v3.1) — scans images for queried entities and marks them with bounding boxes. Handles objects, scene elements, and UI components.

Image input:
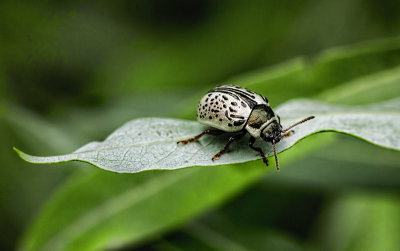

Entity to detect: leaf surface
[15,98,400,173]
[20,163,267,251]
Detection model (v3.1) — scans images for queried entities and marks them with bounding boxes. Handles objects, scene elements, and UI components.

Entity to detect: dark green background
[1,1,400,250]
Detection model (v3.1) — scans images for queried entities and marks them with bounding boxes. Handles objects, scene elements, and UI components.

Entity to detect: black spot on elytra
[231,102,237,106]
[205,98,208,102]
[225,111,232,121]
[223,104,227,108]
[211,98,214,101]
[208,94,212,97]
[216,114,219,117]
[209,116,212,119]
[222,95,228,100]
[216,101,219,105]
[228,123,232,127]
[219,118,223,121]
[229,107,237,113]
[205,104,208,107]
[230,114,245,119]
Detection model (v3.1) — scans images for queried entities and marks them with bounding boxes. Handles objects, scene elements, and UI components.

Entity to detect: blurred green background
[1,0,400,250]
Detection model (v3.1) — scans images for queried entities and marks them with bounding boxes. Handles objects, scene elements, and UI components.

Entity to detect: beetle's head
[259,115,315,170]
[260,119,282,143]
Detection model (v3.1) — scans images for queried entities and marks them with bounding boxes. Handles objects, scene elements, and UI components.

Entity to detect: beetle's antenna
[282,116,315,133]
[273,139,279,170]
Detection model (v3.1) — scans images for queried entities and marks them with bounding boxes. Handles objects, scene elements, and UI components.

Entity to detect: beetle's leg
[248,136,268,166]
[281,130,294,138]
[212,131,247,161]
[177,129,224,145]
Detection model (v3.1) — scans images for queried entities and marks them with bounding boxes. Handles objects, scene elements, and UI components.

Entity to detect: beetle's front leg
[248,136,268,166]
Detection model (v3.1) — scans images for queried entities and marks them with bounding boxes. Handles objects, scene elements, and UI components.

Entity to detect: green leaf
[184,203,307,251]
[317,64,400,105]
[4,105,79,153]
[15,98,400,173]
[185,221,303,251]
[242,38,400,105]
[315,194,400,251]
[20,164,266,251]
[177,37,400,118]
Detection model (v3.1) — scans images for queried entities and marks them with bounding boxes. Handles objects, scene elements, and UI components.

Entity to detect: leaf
[177,37,400,118]
[317,64,400,105]
[15,98,400,173]
[315,194,400,251]
[19,164,266,251]
[185,221,303,251]
[5,105,79,153]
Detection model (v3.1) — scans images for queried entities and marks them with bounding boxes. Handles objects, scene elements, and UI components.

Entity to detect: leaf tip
[13,147,37,163]
[13,146,23,156]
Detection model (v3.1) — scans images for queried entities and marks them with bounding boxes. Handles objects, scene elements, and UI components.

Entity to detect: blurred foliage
[1,0,400,250]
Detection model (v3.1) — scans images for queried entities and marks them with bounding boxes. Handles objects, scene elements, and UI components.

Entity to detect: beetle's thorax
[245,105,280,139]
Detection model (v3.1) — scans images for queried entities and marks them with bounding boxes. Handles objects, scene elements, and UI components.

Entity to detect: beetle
[178,85,314,169]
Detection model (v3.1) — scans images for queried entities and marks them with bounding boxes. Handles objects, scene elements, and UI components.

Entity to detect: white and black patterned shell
[197,85,269,132]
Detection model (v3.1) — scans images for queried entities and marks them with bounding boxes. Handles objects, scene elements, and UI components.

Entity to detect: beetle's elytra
[178,85,315,169]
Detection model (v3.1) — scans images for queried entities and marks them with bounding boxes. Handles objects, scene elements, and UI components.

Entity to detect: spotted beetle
[178,85,314,169]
